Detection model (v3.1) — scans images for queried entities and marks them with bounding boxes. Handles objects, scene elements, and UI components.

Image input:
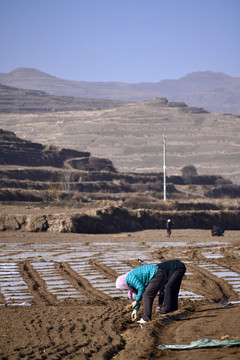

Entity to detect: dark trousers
[142,268,167,321]
[162,264,186,312]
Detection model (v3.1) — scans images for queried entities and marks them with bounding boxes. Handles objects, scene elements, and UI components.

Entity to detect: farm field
[0,229,240,359]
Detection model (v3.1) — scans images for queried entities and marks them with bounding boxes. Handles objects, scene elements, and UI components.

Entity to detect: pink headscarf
[116,272,137,301]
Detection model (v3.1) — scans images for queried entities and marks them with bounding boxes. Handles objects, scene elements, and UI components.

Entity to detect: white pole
[163,135,166,201]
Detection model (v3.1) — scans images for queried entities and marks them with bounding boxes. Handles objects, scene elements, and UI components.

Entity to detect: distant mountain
[0,68,240,115]
[0,83,129,113]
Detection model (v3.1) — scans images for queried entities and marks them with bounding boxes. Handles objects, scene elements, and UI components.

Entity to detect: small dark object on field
[211,225,224,236]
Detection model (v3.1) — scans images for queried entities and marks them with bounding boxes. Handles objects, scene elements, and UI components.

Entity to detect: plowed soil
[0,229,240,360]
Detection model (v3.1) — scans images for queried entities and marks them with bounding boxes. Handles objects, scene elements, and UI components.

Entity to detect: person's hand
[131,309,138,321]
[131,300,138,308]
[125,301,138,311]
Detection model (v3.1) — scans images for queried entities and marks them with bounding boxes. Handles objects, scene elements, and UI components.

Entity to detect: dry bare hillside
[0,83,129,113]
[0,98,239,184]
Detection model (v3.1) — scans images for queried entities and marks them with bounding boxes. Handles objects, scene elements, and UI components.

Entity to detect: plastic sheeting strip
[158,338,240,350]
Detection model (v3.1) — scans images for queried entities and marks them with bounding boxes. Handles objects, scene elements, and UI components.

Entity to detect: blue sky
[0,0,239,83]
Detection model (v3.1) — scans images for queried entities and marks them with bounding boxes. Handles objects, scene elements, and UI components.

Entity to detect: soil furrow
[184,263,238,301]
[56,262,110,301]
[88,259,120,280]
[19,261,57,305]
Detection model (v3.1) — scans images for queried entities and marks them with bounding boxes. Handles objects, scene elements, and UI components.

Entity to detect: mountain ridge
[0,68,240,114]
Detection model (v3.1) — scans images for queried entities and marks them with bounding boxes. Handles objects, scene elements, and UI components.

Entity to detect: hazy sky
[0,0,239,83]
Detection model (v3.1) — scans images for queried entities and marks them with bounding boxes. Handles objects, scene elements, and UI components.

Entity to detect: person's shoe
[137,318,150,324]
[156,309,169,315]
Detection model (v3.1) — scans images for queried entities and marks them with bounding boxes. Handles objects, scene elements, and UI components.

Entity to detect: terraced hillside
[1,98,239,184]
[2,129,240,216]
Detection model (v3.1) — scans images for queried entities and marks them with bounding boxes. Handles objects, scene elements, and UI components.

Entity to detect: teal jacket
[126,265,158,304]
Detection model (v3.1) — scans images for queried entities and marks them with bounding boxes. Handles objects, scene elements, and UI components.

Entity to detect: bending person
[116,264,167,323]
[156,259,186,314]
